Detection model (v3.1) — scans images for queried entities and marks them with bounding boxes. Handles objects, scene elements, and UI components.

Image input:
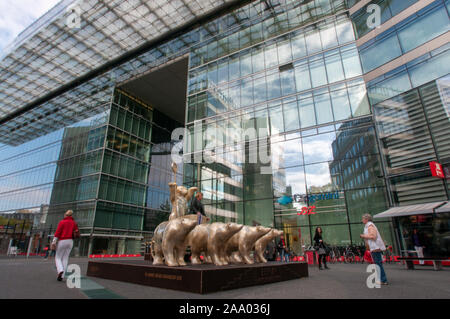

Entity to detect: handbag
[364,250,373,263]
[318,247,326,255]
[73,228,80,239]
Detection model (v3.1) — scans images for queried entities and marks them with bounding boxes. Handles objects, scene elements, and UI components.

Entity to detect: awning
[435,202,450,213]
[373,201,447,219]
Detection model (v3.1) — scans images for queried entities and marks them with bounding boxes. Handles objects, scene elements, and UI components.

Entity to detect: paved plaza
[1,256,449,299]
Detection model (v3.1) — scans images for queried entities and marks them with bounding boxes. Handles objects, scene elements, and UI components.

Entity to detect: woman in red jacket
[51,210,79,281]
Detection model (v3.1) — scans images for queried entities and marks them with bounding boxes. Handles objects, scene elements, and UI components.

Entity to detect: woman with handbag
[314,227,329,270]
[51,210,79,281]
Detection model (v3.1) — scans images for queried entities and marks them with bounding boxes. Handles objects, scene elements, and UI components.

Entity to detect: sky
[0,0,61,56]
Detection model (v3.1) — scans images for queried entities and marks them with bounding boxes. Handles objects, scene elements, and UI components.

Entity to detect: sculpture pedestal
[87,260,308,294]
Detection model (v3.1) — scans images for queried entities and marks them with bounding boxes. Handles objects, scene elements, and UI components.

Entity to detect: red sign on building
[429,161,445,179]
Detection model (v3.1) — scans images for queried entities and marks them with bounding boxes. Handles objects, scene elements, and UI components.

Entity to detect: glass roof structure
[0,0,239,145]
[0,0,350,146]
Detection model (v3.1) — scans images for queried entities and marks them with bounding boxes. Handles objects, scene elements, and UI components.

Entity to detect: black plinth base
[87,260,308,294]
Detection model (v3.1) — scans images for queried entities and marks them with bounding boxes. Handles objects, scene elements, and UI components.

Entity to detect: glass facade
[0,0,449,257]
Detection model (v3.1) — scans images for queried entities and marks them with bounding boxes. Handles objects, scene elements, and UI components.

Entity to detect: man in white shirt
[360,213,388,285]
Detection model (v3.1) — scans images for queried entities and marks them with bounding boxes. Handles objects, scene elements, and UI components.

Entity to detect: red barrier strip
[89,254,142,258]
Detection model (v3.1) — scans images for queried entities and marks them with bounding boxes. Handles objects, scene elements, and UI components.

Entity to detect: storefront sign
[429,161,445,179]
[297,206,317,216]
[277,192,340,206]
[293,192,340,204]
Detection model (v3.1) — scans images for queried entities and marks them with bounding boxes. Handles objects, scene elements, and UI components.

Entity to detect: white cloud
[0,0,61,55]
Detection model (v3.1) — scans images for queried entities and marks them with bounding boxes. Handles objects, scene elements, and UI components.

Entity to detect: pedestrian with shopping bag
[360,213,388,285]
[314,227,329,270]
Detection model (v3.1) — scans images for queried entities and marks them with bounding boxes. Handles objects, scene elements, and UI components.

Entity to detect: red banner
[429,161,445,179]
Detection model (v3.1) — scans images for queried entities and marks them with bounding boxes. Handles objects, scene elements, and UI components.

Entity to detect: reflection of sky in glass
[284,166,306,194]
[305,163,333,190]
[0,113,108,212]
[272,139,303,168]
[302,132,336,164]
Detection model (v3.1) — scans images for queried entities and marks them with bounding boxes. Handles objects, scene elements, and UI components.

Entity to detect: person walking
[51,210,79,282]
[277,235,289,262]
[360,213,388,285]
[314,227,329,270]
[412,228,426,265]
[190,192,206,225]
[43,244,50,259]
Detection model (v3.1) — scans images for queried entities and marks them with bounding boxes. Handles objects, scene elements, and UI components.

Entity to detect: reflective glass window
[302,132,337,164]
[320,23,338,50]
[217,59,229,84]
[314,92,334,125]
[283,100,300,132]
[336,20,355,44]
[397,4,449,53]
[253,75,266,104]
[240,50,253,77]
[299,94,316,128]
[291,32,307,60]
[275,166,307,196]
[277,39,293,65]
[408,49,450,88]
[325,50,345,83]
[207,62,218,87]
[280,68,296,96]
[330,88,352,121]
[241,77,254,107]
[305,29,322,54]
[360,32,402,73]
[309,55,328,88]
[229,55,240,82]
[266,71,282,100]
[294,60,311,92]
[265,43,279,69]
[305,162,341,193]
[348,84,370,117]
[272,138,303,168]
[252,46,265,73]
[269,104,284,135]
[341,46,362,79]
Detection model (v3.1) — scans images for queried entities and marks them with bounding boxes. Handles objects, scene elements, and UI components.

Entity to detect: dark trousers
[318,254,327,268]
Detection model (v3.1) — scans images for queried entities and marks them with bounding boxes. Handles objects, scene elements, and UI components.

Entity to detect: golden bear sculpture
[254,229,284,263]
[224,226,272,265]
[151,165,284,267]
[184,222,244,266]
[152,216,197,267]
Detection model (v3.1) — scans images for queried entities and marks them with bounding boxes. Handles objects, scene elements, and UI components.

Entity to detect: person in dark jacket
[265,240,276,261]
[314,227,329,270]
[190,192,206,224]
[276,235,289,262]
[411,228,426,265]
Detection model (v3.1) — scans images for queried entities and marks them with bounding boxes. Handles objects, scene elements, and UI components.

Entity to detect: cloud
[0,0,61,56]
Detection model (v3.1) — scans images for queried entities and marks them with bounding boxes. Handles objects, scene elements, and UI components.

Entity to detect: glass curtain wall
[97,90,152,240]
[357,1,449,74]
[184,2,392,254]
[373,75,450,205]
[144,109,184,232]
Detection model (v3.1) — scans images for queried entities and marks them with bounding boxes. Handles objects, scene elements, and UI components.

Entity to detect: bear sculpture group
[151,214,283,267]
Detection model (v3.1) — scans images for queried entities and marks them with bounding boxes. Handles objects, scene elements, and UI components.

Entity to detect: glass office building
[0,0,449,256]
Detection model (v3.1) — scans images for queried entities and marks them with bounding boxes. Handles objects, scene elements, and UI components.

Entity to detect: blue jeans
[281,249,290,262]
[371,251,388,283]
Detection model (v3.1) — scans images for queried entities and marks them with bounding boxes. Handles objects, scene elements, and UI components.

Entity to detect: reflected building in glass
[0,0,449,256]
